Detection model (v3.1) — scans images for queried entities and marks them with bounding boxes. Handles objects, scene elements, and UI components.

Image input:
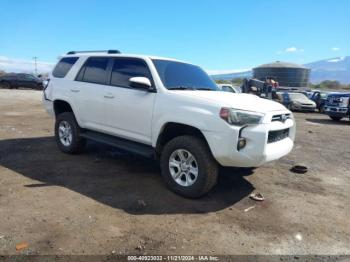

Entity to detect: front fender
[151,105,222,147]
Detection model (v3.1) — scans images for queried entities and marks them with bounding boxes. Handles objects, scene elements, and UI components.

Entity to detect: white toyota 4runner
[43,50,295,198]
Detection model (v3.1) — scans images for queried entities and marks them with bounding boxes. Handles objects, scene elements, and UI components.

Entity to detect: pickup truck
[324,93,350,121]
[43,50,295,198]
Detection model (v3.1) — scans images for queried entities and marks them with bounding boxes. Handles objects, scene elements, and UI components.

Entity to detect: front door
[104,57,156,144]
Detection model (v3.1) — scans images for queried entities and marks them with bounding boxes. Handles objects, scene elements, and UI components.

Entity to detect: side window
[18,74,26,80]
[221,86,235,93]
[52,57,79,78]
[25,74,35,80]
[81,57,109,85]
[111,58,153,88]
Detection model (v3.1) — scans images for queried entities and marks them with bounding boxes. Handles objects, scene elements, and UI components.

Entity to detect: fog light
[237,138,246,150]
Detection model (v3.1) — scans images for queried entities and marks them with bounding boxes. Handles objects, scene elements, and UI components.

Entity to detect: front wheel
[330,116,342,121]
[55,112,86,154]
[160,135,218,198]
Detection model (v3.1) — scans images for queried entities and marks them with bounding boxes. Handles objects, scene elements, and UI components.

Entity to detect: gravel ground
[0,89,349,256]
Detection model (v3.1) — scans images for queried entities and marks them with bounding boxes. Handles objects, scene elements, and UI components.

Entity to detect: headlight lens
[341,97,349,107]
[220,108,264,126]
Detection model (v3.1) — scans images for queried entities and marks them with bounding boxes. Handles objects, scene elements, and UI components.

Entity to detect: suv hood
[174,91,287,113]
[328,93,350,98]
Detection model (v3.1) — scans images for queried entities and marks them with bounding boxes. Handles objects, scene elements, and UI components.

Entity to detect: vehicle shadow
[306,117,349,126]
[0,137,255,215]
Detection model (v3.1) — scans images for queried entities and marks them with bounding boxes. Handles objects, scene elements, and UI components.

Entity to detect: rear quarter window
[77,57,110,85]
[52,57,79,78]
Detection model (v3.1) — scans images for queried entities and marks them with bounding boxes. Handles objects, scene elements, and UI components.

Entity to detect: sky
[0,0,349,74]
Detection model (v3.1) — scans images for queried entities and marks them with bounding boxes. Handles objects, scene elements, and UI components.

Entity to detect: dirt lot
[0,89,349,256]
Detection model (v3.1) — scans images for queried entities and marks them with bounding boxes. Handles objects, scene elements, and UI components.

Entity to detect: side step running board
[80,130,155,158]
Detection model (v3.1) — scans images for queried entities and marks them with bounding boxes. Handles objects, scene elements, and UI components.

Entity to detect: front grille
[268,128,289,143]
[327,97,341,106]
[271,114,291,122]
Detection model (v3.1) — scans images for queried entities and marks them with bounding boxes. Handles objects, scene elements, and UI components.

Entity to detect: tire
[160,135,218,198]
[330,116,342,121]
[1,82,11,89]
[55,112,86,154]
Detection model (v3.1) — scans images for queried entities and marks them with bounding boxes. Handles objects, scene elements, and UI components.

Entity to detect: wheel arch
[53,99,73,116]
[53,99,83,126]
[155,122,212,156]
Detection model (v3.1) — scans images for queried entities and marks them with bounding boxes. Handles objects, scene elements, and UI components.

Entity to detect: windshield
[288,93,308,100]
[152,59,218,91]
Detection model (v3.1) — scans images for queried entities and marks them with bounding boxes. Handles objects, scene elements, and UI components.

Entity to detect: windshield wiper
[196,87,214,91]
[168,86,196,90]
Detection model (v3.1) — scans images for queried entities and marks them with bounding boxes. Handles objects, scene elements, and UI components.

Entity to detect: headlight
[220,108,264,126]
[341,97,349,107]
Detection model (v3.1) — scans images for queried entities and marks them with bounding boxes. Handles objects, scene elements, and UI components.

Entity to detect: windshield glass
[288,93,308,100]
[152,59,218,90]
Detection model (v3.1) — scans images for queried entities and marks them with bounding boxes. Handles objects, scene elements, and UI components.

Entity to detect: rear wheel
[0,82,11,89]
[55,112,86,154]
[160,135,218,198]
[330,116,342,121]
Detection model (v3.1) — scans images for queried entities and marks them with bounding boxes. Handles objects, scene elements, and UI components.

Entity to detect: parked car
[217,84,241,93]
[310,91,330,113]
[43,50,295,198]
[0,73,43,90]
[275,92,316,112]
[324,93,350,121]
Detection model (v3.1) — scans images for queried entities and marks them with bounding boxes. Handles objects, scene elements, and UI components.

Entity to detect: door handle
[70,89,80,93]
[104,93,115,99]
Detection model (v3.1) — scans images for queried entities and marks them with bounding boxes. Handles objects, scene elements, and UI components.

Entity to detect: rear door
[71,56,112,130]
[103,57,156,144]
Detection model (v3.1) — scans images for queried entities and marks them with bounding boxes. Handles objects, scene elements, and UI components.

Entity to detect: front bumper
[204,113,295,168]
[324,106,349,117]
[292,104,316,111]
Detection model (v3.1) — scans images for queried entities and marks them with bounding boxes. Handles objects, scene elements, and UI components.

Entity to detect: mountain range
[211,56,350,84]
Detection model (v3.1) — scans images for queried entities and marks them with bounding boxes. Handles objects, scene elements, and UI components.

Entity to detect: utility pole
[33,56,38,75]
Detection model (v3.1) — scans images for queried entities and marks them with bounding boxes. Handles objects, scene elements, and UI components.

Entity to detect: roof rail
[66,50,121,55]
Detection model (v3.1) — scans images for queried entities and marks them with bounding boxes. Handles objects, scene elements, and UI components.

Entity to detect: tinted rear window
[111,58,153,88]
[52,57,78,78]
[81,57,109,85]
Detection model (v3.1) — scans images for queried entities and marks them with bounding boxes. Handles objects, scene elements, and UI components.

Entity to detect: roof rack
[66,50,121,55]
